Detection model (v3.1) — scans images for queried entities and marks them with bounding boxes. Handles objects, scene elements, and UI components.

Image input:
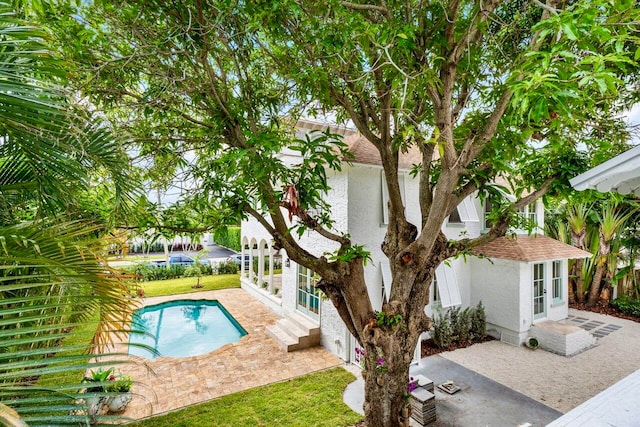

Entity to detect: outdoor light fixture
[285,258,290,268]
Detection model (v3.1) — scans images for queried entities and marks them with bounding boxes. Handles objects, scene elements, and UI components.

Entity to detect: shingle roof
[472,234,592,262]
[294,119,423,170]
[344,134,423,170]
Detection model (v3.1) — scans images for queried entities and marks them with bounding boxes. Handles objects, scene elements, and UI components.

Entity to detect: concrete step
[286,310,320,336]
[266,324,300,352]
[266,312,321,352]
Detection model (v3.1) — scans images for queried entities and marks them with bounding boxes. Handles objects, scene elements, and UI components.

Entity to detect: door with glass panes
[297,266,320,320]
[533,263,547,320]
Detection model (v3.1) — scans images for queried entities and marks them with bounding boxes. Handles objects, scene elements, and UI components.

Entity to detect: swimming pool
[128,299,247,359]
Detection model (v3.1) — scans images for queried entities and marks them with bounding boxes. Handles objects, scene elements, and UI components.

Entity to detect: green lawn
[141,274,240,297]
[131,367,362,427]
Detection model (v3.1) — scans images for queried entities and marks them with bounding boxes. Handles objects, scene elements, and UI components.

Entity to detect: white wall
[470,258,522,337]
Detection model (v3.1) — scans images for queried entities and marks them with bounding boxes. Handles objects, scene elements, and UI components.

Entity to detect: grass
[142,274,240,297]
[131,367,362,427]
[36,311,100,387]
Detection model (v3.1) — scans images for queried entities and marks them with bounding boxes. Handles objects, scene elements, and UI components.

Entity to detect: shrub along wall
[431,301,487,349]
[214,226,241,252]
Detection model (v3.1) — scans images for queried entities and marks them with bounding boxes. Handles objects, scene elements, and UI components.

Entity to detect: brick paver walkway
[107,288,341,419]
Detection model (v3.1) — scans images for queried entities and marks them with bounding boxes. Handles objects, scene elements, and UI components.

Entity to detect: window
[380,261,392,307]
[448,208,463,224]
[484,199,493,230]
[432,276,440,304]
[518,203,538,225]
[448,197,479,225]
[434,263,462,308]
[552,260,562,303]
[381,172,405,225]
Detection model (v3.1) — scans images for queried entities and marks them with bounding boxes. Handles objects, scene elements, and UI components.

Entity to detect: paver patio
[108,288,341,419]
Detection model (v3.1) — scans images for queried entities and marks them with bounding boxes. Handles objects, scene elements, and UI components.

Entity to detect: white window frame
[552,260,563,305]
[381,172,405,225]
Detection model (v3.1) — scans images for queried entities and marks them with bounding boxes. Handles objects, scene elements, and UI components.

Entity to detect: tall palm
[587,202,634,306]
[566,203,590,303]
[0,5,138,426]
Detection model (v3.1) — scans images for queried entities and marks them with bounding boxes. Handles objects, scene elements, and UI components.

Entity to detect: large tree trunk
[362,335,414,427]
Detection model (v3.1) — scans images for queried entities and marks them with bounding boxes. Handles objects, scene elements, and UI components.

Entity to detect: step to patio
[266,312,320,352]
[530,320,597,356]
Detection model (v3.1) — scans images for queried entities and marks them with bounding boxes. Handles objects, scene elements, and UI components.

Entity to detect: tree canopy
[49,0,640,425]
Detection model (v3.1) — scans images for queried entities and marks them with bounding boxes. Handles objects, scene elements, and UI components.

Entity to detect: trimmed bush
[470,301,487,340]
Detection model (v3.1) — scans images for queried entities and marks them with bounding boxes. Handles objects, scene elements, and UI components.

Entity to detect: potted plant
[82,368,113,416]
[106,374,133,413]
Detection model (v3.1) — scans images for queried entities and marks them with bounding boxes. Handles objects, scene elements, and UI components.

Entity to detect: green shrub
[214,226,241,251]
[470,301,487,340]
[611,296,640,318]
[216,261,239,274]
[432,311,455,348]
[431,301,487,349]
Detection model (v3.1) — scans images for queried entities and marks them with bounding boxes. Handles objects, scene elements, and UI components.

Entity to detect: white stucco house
[241,119,592,362]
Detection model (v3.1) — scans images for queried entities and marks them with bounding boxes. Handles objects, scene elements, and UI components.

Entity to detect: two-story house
[240,119,593,361]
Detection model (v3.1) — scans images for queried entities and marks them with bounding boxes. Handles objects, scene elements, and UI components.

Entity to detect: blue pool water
[128,300,247,359]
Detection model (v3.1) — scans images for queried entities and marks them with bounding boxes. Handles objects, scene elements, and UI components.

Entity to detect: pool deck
[109,288,341,420]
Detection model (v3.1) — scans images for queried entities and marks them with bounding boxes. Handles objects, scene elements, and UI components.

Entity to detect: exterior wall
[469,257,524,343]
[240,153,566,359]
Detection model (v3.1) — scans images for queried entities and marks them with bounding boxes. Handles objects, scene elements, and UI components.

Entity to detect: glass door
[297,266,320,320]
[533,263,546,320]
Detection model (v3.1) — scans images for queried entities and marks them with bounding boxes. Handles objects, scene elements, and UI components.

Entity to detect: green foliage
[431,302,487,349]
[215,261,239,275]
[329,245,372,265]
[214,226,242,252]
[470,301,487,340]
[611,296,640,318]
[131,368,361,427]
[375,311,403,328]
[106,374,133,393]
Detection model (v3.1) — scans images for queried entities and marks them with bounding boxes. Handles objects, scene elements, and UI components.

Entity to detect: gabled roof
[472,234,592,262]
[570,144,640,196]
[294,119,423,170]
[344,134,422,170]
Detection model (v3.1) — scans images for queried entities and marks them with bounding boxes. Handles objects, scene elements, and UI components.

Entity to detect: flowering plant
[403,377,418,401]
[354,347,366,369]
[375,357,388,372]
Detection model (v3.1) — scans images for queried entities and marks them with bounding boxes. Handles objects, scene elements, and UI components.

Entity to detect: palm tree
[0,5,138,425]
[566,203,590,303]
[587,202,633,306]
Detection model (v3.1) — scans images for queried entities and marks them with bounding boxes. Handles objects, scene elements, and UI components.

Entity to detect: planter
[85,395,108,416]
[107,393,132,413]
[376,377,384,386]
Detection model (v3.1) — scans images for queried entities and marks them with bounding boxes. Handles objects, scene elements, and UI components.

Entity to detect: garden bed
[420,335,494,358]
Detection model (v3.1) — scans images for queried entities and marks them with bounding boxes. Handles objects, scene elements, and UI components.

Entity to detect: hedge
[214,226,241,251]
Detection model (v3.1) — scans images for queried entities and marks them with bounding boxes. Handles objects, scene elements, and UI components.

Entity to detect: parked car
[227,253,251,269]
[150,254,200,267]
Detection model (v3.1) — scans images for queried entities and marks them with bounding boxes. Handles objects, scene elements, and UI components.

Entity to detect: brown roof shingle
[472,234,592,262]
[344,134,423,170]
